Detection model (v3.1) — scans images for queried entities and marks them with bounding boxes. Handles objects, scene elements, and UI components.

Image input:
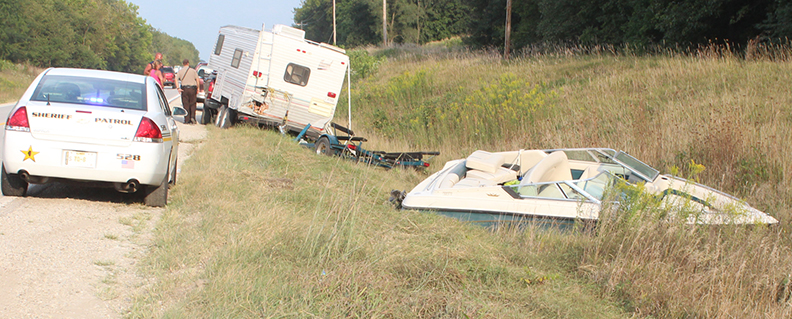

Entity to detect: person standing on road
[177,59,200,124]
[144,52,163,75]
[149,60,165,89]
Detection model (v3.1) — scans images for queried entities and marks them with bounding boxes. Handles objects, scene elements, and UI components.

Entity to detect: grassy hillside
[348,48,791,226]
[0,61,41,104]
[129,50,792,318]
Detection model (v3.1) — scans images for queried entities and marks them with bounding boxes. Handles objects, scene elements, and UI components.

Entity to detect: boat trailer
[294,123,439,170]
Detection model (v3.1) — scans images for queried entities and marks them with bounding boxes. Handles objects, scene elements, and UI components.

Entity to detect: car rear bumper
[3,131,170,186]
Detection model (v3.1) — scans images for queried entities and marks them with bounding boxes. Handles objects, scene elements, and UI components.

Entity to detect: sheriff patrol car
[2,68,183,206]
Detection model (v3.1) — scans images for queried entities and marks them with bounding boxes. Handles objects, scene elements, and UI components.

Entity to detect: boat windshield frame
[506,170,619,204]
[610,151,659,182]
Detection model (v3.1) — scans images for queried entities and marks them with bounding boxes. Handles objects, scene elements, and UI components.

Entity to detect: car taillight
[6,106,30,132]
[133,117,163,143]
[209,81,214,92]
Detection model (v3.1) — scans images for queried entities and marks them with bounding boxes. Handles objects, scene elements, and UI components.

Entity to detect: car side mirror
[172,107,188,116]
[198,69,205,77]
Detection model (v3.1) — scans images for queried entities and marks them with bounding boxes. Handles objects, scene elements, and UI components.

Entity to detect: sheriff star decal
[22,146,39,162]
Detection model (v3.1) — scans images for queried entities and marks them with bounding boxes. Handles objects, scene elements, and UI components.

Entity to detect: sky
[127,0,303,62]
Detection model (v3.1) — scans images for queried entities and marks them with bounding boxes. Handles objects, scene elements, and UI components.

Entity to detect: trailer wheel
[315,137,335,156]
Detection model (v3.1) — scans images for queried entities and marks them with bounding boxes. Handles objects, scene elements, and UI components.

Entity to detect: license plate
[64,151,97,168]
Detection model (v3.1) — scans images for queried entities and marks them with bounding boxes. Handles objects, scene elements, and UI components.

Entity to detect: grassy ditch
[0,60,41,104]
[129,126,626,318]
[129,50,792,317]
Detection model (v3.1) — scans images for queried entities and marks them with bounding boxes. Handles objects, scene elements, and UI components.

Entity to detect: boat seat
[466,167,517,184]
[516,150,548,175]
[464,150,518,184]
[465,150,504,174]
[438,173,460,189]
[453,177,497,188]
[520,151,572,185]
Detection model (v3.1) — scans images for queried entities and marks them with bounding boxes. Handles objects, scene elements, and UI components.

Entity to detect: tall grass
[129,126,625,318]
[130,48,792,317]
[346,46,791,222]
[584,187,792,317]
[0,60,41,104]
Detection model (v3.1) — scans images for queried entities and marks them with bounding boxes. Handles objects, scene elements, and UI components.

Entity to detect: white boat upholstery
[438,173,460,189]
[466,167,517,184]
[436,161,469,189]
[465,150,504,173]
[453,177,497,188]
[521,151,572,184]
[516,150,548,175]
[464,150,518,184]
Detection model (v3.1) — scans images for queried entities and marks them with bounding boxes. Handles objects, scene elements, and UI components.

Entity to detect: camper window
[283,63,310,86]
[231,49,243,68]
[214,34,225,55]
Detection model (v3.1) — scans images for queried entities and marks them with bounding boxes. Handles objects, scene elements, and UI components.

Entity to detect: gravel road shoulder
[0,106,207,318]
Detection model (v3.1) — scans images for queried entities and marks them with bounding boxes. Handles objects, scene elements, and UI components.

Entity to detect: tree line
[0,0,198,73]
[294,0,792,50]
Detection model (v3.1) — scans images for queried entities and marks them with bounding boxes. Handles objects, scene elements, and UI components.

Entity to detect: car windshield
[31,75,146,110]
[161,67,174,73]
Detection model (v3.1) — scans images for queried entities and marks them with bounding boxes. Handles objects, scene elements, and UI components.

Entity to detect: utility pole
[504,0,512,60]
[382,0,388,46]
[333,0,337,45]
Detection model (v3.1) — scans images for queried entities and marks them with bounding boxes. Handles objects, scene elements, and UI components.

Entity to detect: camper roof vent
[273,24,305,40]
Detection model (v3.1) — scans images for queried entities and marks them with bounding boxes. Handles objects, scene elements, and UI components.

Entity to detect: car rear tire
[201,108,213,125]
[315,137,335,156]
[143,171,169,207]
[1,163,27,196]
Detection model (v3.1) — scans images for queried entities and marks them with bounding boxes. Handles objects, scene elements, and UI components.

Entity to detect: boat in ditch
[399,148,778,226]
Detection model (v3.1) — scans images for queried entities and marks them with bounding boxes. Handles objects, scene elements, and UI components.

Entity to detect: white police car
[2,68,185,206]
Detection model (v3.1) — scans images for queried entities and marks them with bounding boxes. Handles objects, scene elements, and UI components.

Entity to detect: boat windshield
[508,171,615,202]
[613,151,659,182]
[572,171,613,200]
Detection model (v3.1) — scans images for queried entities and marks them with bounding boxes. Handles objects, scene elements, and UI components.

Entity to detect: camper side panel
[208,26,259,109]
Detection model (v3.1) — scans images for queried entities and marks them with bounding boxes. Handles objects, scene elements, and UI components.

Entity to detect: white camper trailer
[205,24,349,139]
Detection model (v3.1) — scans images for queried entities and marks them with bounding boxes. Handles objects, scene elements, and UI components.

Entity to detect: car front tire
[169,158,178,186]
[1,163,27,196]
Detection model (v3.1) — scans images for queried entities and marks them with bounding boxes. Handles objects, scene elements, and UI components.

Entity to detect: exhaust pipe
[115,179,140,193]
[19,170,48,184]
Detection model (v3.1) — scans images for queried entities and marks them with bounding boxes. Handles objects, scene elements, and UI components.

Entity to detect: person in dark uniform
[176,59,201,124]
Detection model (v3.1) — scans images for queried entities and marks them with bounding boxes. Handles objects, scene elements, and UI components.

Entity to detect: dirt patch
[0,119,207,318]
